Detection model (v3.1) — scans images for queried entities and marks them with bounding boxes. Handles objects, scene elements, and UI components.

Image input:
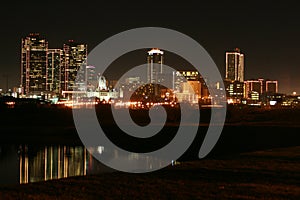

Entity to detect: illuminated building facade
[147,48,164,84]
[173,70,201,94]
[225,48,244,82]
[20,34,90,99]
[21,33,48,96]
[47,49,63,95]
[173,70,202,103]
[244,79,264,99]
[61,40,87,92]
[224,80,245,104]
[244,79,278,101]
[86,65,97,92]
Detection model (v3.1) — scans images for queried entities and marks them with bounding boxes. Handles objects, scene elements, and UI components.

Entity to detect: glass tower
[47,49,63,94]
[147,48,164,84]
[61,40,87,92]
[225,48,244,82]
[21,33,48,95]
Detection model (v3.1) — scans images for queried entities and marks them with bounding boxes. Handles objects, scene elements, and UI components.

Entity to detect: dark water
[0,144,114,185]
[1,124,300,185]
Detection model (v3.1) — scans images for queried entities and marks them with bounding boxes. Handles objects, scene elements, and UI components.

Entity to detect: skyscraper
[21,33,48,95]
[147,48,164,84]
[47,49,63,94]
[225,48,244,82]
[85,65,97,91]
[61,40,87,92]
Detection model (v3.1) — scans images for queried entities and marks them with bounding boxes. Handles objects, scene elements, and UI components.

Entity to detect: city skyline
[2,33,287,108]
[1,33,295,96]
[3,33,283,102]
[0,1,300,94]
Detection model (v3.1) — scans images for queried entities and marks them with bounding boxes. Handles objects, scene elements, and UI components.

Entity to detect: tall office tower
[47,49,63,94]
[225,48,244,82]
[147,48,164,84]
[21,33,48,95]
[85,65,98,91]
[61,40,87,92]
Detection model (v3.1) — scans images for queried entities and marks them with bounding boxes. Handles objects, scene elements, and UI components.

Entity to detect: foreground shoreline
[1,145,299,199]
[1,106,300,199]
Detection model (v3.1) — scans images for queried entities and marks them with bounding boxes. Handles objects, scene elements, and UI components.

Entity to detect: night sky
[0,1,300,94]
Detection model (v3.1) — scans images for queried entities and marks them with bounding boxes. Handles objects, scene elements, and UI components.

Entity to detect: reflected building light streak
[58,146,61,179]
[44,147,47,181]
[19,145,91,184]
[19,145,29,184]
[17,144,171,183]
[19,152,22,183]
[50,146,53,180]
[64,146,68,178]
[84,148,87,176]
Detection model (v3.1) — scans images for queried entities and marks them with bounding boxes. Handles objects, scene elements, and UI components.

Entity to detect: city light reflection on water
[0,144,171,185]
[0,144,113,185]
[19,145,90,184]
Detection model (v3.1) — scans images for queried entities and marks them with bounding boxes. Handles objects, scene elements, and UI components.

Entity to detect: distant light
[270,100,277,106]
[148,48,164,55]
[227,98,234,104]
[86,65,95,69]
[293,91,297,95]
[97,146,104,154]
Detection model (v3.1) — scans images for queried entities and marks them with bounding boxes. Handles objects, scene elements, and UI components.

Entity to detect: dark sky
[0,1,300,94]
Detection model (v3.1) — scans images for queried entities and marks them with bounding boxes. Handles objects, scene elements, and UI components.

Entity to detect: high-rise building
[85,65,97,92]
[225,48,244,82]
[61,40,87,92]
[21,33,48,95]
[47,49,63,94]
[147,48,164,84]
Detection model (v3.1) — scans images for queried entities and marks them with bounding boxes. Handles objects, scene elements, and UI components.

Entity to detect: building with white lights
[21,33,48,96]
[224,80,245,104]
[147,48,164,84]
[172,70,202,103]
[86,65,97,92]
[20,34,89,100]
[47,49,63,95]
[244,79,264,100]
[225,48,244,82]
[244,78,278,102]
[61,40,87,93]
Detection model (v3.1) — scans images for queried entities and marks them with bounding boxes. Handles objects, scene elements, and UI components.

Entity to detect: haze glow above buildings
[0,1,300,95]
